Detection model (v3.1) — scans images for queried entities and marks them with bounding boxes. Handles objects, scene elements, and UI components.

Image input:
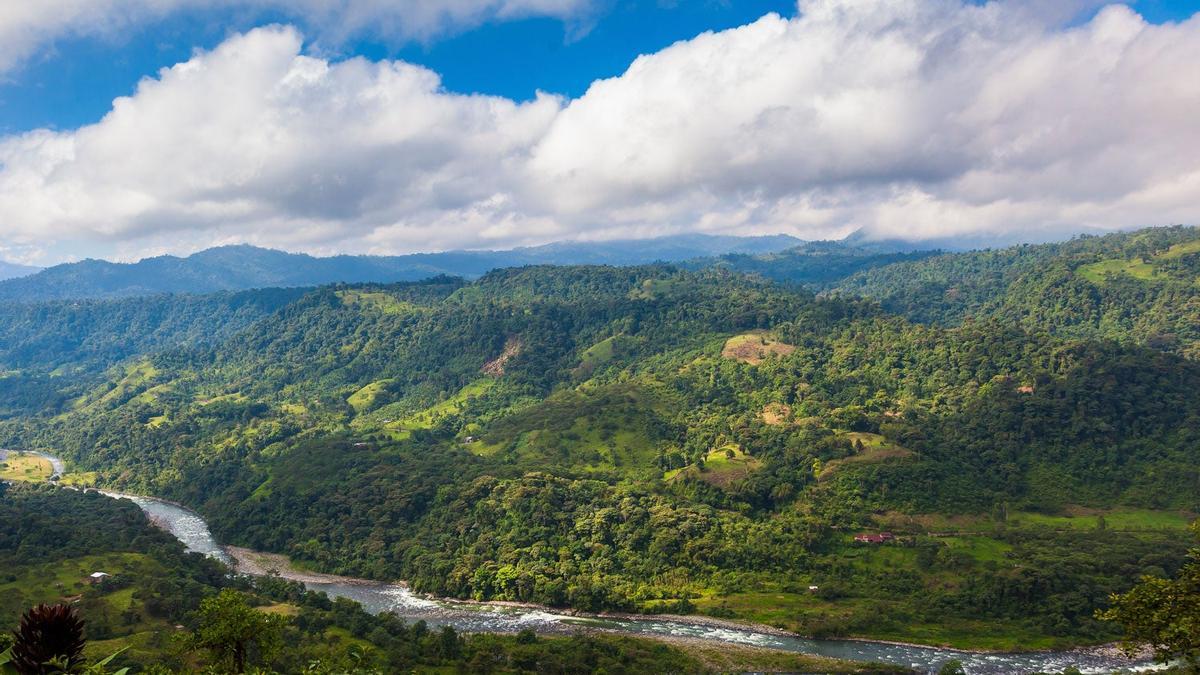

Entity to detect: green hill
[1,229,1198,649]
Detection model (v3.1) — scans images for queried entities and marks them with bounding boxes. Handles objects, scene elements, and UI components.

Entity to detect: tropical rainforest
[3,481,863,673]
[2,225,1198,665]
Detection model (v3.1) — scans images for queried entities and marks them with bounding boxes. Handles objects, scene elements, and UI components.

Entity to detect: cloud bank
[1,0,1198,263]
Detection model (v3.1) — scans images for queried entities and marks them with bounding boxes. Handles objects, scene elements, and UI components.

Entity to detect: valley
[3,226,1200,671]
[4,452,1162,673]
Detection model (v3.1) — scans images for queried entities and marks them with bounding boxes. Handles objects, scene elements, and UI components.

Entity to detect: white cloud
[0,1,1199,264]
[0,0,595,77]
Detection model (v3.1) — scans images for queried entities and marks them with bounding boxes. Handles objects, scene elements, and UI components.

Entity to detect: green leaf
[0,647,17,675]
[93,645,129,667]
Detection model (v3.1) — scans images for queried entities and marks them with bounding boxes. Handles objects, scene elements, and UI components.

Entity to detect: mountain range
[1,225,1198,658]
[0,234,804,302]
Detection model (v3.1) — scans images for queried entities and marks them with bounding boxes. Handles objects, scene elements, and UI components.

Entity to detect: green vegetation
[4,484,884,673]
[665,444,761,486]
[0,452,52,482]
[835,225,1200,357]
[1100,521,1200,669]
[1,227,1199,652]
[1076,256,1162,284]
[335,289,416,315]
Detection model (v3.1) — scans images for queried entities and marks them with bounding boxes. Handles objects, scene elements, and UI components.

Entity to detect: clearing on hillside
[665,445,762,488]
[335,289,415,315]
[818,432,914,481]
[722,333,796,365]
[1077,239,1200,285]
[348,379,394,412]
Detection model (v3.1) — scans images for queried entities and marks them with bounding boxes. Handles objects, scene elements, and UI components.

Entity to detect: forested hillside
[0,288,307,418]
[833,226,1200,357]
[4,235,1197,649]
[683,241,938,287]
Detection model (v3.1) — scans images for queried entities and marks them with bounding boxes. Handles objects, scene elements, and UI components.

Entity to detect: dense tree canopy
[2,226,1198,650]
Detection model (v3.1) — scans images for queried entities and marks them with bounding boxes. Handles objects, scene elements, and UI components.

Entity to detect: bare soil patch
[482,336,523,376]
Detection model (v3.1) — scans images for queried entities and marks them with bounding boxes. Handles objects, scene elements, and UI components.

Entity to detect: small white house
[87,572,111,584]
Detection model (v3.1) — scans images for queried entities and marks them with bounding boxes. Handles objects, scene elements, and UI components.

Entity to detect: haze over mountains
[0,260,40,281]
[0,234,807,302]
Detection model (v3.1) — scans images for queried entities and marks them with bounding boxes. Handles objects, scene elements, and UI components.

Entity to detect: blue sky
[3,1,1195,135]
[0,0,1197,264]
[0,1,800,135]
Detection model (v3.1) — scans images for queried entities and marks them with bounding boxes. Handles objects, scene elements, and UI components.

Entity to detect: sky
[0,0,1197,265]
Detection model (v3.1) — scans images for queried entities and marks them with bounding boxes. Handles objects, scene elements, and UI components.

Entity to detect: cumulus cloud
[0,0,1198,263]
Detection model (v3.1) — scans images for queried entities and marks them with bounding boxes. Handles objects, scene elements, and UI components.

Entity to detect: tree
[187,590,285,673]
[1099,521,1200,668]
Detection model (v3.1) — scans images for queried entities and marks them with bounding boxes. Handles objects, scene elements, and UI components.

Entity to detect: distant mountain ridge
[0,260,40,281]
[0,234,803,302]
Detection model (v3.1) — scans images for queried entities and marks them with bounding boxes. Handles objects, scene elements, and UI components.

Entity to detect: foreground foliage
[1100,522,1200,669]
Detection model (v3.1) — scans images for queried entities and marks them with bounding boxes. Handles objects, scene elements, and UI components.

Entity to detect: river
[7,451,1160,674]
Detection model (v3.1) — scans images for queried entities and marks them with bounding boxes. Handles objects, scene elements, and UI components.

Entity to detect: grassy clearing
[58,471,99,487]
[1,553,195,668]
[336,289,416,315]
[575,335,630,377]
[722,332,796,365]
[1156,238,1200,259]
[665,444,762,487]
[818,433,913,481]
[0,452,53,482]
[1076,238,1200,284]
[257,602,301,616]
[865,619,1069,652]
[0,552,154,620]
[1077,257,1160,283]
[72,361,161,411]
[872,506,1194,535]
[347,379,394,412]
[505,418,660,471]
[1011,507,1194,531]
[581,335,618,365]
[86,630,179,670]
[362,379,498,443]
[279,402,308,416]
[940,535,1013,563]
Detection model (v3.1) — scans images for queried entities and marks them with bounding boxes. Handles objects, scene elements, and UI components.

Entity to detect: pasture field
[665,444,762,486]
[0,452,53,482]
